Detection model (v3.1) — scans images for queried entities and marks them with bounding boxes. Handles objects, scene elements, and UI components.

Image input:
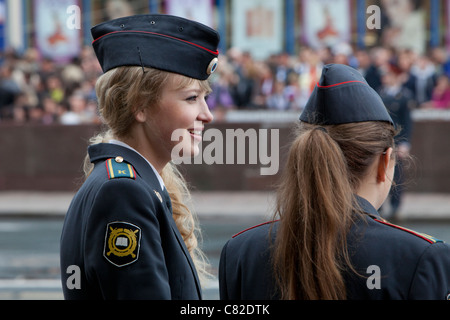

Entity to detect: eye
[186,95,198,102]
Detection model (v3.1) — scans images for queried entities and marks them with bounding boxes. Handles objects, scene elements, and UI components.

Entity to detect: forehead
[168,73,211,93]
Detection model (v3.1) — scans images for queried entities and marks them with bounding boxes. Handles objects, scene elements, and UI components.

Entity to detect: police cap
[91,14,220,80]
[300,64,394,126]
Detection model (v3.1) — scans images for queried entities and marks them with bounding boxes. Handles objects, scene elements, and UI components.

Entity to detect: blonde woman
[60,14,219,299]
[219,64,450,300]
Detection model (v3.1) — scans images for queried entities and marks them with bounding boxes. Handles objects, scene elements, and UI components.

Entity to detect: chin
[191,144,200,157]
[178,140,200,158]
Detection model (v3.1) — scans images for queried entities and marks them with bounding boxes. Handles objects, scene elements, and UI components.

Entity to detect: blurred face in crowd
[69,94,86,113]
[355,50,371,69]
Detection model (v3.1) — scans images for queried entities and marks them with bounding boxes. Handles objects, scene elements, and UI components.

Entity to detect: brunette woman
[219,64,450,300]
[60,14,219,299]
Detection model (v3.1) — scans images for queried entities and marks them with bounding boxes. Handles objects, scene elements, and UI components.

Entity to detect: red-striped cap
[91,14,220,80]
[300,64,394,126]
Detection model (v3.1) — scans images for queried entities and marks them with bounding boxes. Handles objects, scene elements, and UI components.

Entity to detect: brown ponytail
[272,121,397,299]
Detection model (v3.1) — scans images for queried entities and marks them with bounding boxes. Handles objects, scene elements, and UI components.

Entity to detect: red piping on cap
[92,30,219,55]
[316,80,365,88]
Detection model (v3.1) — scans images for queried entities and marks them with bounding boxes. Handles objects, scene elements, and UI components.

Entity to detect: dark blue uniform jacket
[219,196,450,300]
[60,143,202,299]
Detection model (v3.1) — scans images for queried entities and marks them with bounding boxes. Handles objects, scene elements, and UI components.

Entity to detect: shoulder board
[232,220,278,238]
[105,157,136,180]
[374,218,443,244]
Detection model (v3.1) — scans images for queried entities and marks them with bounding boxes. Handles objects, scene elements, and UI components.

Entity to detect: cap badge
[207,57,218,75]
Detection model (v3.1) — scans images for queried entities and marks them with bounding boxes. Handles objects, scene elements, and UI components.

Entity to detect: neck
[356,182,386,211]
[116,135,168,174]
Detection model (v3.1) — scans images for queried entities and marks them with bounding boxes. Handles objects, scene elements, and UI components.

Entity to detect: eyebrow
[179,87,211,96]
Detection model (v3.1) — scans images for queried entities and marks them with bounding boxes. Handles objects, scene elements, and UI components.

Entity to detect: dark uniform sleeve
[408,242,450,300]
[218,222,279,300]
[84,178,171,299]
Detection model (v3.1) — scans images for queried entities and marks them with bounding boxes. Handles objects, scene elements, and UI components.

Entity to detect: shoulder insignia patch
[105,157,136,180]
[232,220,278,238]
[374,218,443,244]
[104,221,141,267]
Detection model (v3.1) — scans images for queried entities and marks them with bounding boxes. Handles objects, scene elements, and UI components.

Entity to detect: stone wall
[0,118,449,193]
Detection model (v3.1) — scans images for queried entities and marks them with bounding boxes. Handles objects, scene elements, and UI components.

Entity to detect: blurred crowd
[207,44,450,116]
[1,43,450,125]
[0,46,102,125]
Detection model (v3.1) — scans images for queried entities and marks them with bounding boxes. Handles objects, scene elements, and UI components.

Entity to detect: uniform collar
[355,195,380,219]
[108,139,165,190]
[88,143,165,192]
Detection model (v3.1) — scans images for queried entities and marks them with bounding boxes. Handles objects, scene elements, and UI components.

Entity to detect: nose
[198,98,214,124]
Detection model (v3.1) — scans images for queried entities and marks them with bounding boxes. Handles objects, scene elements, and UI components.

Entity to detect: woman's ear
[135,108,147,123]
[376,147,394,183]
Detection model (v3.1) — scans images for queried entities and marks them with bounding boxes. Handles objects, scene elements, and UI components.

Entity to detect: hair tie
[314,127,328,134]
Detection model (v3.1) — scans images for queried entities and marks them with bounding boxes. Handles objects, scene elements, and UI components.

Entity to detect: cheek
[165,116,199,144]
[151,104,200,153]
[164,105,198,130]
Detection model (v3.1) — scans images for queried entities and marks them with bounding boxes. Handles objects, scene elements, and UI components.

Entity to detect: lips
[188,129,202,135]
[188,128,203,142]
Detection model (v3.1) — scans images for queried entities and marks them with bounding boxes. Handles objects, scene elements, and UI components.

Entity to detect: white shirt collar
[108,139,165,190]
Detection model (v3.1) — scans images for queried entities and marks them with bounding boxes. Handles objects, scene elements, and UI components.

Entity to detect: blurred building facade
[0,0,449,61]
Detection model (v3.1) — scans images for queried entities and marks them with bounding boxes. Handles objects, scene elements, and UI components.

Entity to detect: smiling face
[134,73,213,168]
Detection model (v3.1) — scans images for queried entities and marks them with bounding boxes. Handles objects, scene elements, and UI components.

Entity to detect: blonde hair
[272,121,397,300]
[84,66,211,283]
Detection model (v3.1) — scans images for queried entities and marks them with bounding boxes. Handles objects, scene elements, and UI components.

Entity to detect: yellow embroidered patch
[105,158,136,180]
[104,221,141,267]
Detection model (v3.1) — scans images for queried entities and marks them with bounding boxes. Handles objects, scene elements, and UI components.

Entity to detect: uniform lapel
[160,187,203,299]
